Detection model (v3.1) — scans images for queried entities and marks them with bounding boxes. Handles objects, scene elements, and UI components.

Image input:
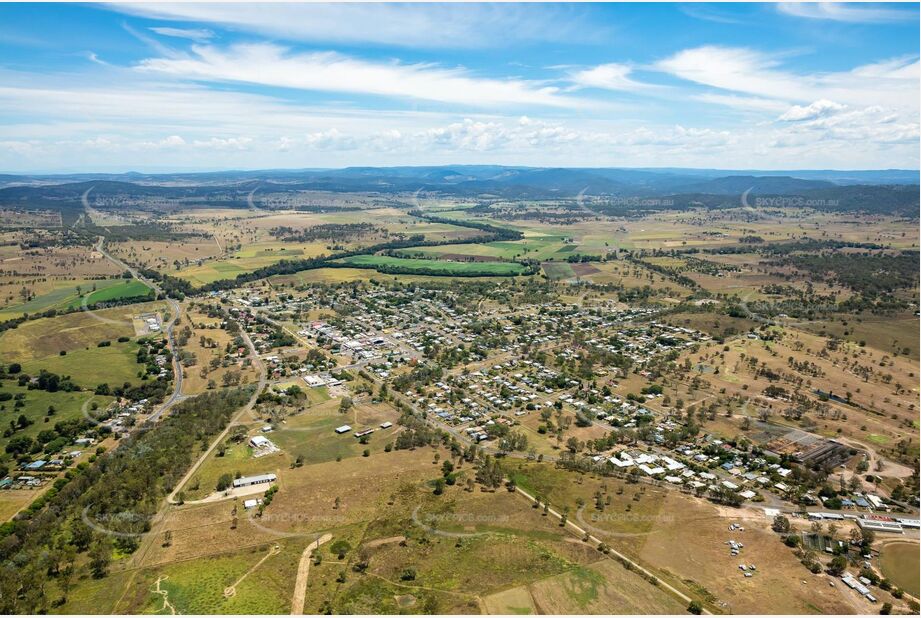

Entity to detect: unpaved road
[290,533,332,615]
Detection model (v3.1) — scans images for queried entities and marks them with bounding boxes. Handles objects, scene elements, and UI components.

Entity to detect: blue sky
[0,2,918,172]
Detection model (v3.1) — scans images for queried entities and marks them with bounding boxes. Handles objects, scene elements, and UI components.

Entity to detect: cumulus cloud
[779,100,847,122]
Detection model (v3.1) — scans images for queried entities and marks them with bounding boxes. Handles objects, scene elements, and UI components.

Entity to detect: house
[232,473,277,488]
[335,425,352,434]
[380,421,393,429]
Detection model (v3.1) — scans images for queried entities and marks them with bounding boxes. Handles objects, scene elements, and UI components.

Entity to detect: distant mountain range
[1,166,917,190]
[0,166,917,216]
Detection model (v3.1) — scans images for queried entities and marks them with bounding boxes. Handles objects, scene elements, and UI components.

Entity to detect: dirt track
[290,533,332,615]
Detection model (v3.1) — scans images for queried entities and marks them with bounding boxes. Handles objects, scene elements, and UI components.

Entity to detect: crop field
[399,233,577,262]
[176,241,333,285]
[337,254,528,276]
[540,262,575,281]
[0,277,151,319]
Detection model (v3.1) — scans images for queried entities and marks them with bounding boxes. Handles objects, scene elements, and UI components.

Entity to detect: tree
[688,600,703,615]
[88,537,111,579]
[827,555,848,576]
[772,514,791,533]
[879,603,892,615]
[339,397,353,414]
[216,473,234,491]
[566,436,582,454]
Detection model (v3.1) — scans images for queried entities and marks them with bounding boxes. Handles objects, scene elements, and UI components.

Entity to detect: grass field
[271,399,401,466]
[19,342,144,389]
[337,254,528,276]
[0,303,165,388]
[0,384,113,457]
[176,241,331,286]
[135,542,302,614]
[485,559,686,614]
[797,312,920,360]
[879,541,920,597]
[0,278,152,319]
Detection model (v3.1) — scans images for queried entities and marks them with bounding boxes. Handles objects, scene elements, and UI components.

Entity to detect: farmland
[0,278,151,320]
[337,254,529,276]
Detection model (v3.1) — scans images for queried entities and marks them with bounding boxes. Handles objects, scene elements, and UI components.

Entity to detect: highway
[94,235,184,421]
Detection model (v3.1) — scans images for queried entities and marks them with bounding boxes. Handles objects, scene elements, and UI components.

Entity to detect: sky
[0,2,918,173]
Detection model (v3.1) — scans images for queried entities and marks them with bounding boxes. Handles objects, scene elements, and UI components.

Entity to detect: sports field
[879,541,920,597]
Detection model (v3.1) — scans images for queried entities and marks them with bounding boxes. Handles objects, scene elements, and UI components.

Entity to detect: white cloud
[149,27,213,42]
[304,129,357,151]
[777,2,915,23]
[779,99,847,122]
[568,63,655,92]
[135,43,585,109]
[139,135,186,150]
[191,136,252,150]
[656,46,920,116]
[110,3,602,49]
[0,64,916,170]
